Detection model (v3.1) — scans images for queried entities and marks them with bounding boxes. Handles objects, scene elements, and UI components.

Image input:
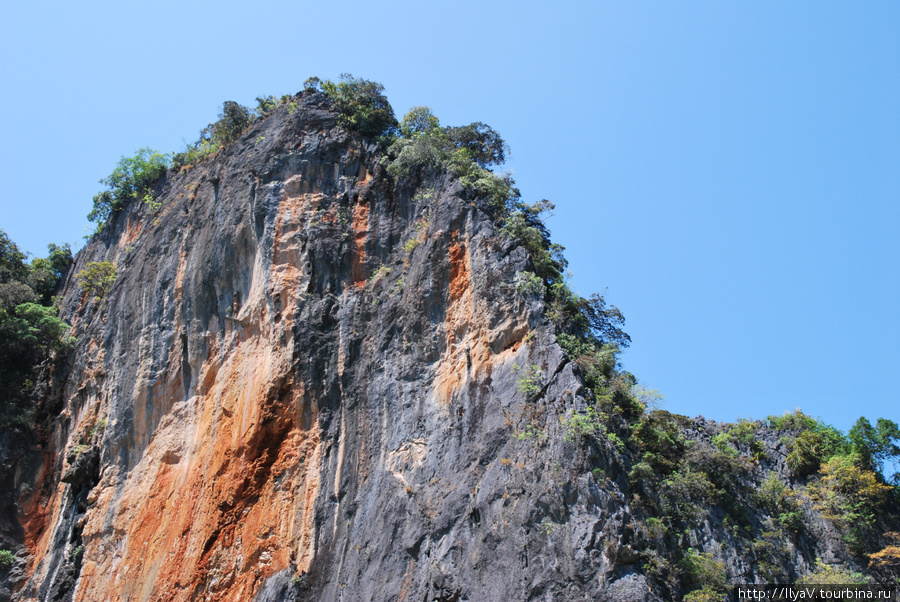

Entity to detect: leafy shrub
[255,94,289,116]
[319,74,398,140]
[713,420,764,459]
[171,139,220,170]
[0,549,14,568]
[513,271,544,296]
[642,516,667,539]
[755,473,803,532]
[560,406,606,442]
[76,261,117,299]
[786,427,847,478]
[711,432,740,457]
[88,148,169,229]
[683,587,724,602]
[556,334,618,387]
[512,363,542,399]
[6,303,73,352]
[445,122,507,168]
[768,409,816,431]
[661,467,718,522]
[172,95,294,170]
[679,549,728,596]
[172,101,257,170]
[515,424,545,441]
[633,411,687,474]
[808,454,891,528]
[27,243,73,303]
[629,461,655,484]
[402,238,420,254]
[632,385,665,412]
[795,559,870,585]
[399,106,441,138]
[204,101,254,147]
[388,131,455,177]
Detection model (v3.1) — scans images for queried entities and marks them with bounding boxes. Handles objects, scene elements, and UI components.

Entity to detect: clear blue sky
[1,1,897,433]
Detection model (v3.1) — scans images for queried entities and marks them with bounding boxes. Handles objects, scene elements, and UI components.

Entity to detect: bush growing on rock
[76,261,117,300]
[88,148,169,230]
[318,74,398,140]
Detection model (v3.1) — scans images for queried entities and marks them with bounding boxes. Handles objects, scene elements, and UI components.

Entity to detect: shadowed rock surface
[1,92,897,601]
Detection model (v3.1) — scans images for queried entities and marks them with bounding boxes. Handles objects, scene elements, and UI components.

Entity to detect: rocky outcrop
[1,92,896,601]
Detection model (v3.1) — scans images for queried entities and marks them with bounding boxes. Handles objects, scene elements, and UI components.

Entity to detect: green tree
[88,148,169,229]
[320,74,398,139]
[399,106,440,138]
[0,229,29,284]
[445,122,507,168]
[28,243,73,303]
[785,424,847,478]
[849,417,900,477]
[201,100,255,147]
[0,233,73,430]
[76,261,117,300]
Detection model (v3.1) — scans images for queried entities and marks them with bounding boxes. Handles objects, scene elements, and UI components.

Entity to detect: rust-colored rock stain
[433,231,493,404]
[350,200,370,286]
[23,190,329,602]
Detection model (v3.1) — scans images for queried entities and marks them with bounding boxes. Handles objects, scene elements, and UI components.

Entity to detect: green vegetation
[512,363,542,399]
[661,467,719,523]
[171,97,289,171]
[755,473,803,532]
[848,417,900,476]
[89,148,169,230]
[513,270,544,296]
[304,74,397,141]
[76,261,117,300]
[680,549,728,601]
[515,424,545,441]
[769,410,899,484]
[0,230,73,431]
[0,549,14,568]
[809,454,891,551]
[560,406,604,442]
[712,419,764,459]
[795,559,870,585]
[90,418,107,438]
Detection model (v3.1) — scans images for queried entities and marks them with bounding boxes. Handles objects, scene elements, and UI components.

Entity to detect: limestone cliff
[1,91,897,601]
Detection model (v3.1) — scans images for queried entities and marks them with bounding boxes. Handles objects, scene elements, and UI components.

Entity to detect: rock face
[0,93,895,601]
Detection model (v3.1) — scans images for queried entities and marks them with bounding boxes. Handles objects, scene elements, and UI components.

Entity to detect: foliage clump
[795,559,870,586]
[89,148,169,230]
[305,74,398,141]
[680,549,728,601]
[755,473,803,532]
[0,230,73,431]
[809,454,891,549]
[712,419,764,459]
[75,261,117,300]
